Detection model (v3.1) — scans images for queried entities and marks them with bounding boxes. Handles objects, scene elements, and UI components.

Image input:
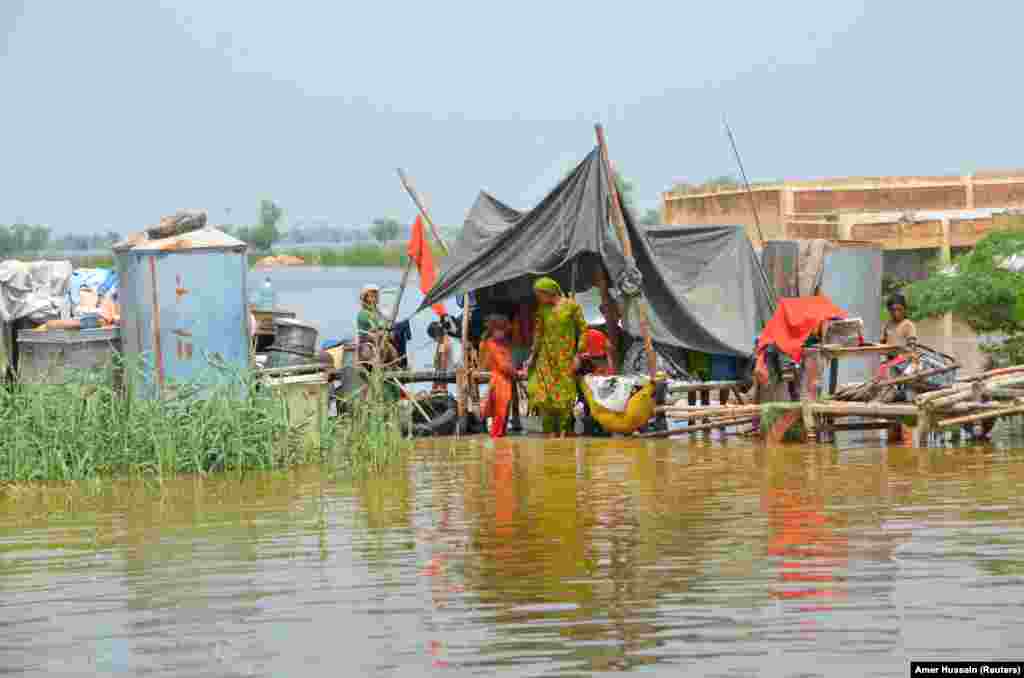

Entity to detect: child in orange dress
[480,315,516,438]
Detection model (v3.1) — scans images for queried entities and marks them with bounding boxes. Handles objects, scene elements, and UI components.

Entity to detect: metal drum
[266,318,319,369]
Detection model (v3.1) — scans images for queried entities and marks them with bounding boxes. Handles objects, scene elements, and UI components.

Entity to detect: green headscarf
[533,277,563,297]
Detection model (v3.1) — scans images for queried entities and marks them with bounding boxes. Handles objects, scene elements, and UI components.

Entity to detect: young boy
[881,293,917,350]
[480,315,516,438]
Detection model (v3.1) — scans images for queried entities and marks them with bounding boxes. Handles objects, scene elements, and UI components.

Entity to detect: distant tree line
[0,223,121,256]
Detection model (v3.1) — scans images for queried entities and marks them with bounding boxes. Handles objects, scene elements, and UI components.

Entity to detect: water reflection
[1,439,1023,676]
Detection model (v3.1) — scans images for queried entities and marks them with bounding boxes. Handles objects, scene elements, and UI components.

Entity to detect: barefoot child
[481,315,516,438]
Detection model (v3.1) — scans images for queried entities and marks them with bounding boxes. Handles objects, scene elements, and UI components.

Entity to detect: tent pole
[595,124,658,381]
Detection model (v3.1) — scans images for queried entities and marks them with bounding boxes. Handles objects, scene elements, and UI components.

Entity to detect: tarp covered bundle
[418,148,774,357]
[0,260,73,323]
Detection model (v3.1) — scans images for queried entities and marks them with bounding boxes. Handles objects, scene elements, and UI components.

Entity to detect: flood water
[2,438,1024,676]
[3,268,1024,676]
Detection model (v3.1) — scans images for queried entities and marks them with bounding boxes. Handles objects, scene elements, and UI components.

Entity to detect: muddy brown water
[4,268,1022,675]
[2,432,1024,677]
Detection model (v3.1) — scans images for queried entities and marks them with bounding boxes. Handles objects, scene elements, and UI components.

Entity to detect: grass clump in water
[0,357,408,482]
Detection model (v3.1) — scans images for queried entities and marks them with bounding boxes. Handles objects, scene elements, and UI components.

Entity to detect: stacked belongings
[833,344,959,403]
[34,267,120,331]
[753,295,848,400]
[0,259,74,374]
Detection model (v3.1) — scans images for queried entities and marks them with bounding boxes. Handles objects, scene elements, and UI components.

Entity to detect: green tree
[246,199,284,251]
[905,228,1024,363]
[370,217,401,244]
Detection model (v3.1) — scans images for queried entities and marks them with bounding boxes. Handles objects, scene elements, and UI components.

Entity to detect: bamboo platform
[660,366,1024,446]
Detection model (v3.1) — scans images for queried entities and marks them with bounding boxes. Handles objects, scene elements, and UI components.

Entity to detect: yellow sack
[580,378,656,434]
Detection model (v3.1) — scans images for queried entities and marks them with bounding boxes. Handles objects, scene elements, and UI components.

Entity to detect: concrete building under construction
[661,172,1024,279]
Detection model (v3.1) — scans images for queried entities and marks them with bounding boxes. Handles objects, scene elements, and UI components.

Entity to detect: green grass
[254,243,446,268]
[0,359,407,483]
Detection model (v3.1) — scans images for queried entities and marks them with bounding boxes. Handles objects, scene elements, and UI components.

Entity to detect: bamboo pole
[662,404,762,418]
[667,380,743,395]
[935,405,1024,429]
[389,257,415,326]
[637,415,757,438]
[396,167,475,412]
[397,168,449,256]
[595,124,658,381]
[809,402,919,417]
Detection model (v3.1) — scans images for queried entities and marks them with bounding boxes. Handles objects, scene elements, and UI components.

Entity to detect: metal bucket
[266,318,319,369]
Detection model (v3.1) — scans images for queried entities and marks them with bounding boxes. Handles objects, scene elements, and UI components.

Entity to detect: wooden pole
[637,415,757,438]
[389,257,415,326]
[397,168,449,256]
[723,116,766,249]
[595,123,658,381]
[395,167,474,401]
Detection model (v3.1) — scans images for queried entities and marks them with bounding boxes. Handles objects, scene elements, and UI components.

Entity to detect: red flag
[407,215,446,316]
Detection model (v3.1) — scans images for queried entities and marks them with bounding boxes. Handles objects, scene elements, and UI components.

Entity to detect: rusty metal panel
[819,243,883,386]
[761,240,799,298]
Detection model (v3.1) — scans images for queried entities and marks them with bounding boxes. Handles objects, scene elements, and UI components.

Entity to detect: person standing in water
[525,277,588,437]
[880,293,918,443]
[481,315,516,438]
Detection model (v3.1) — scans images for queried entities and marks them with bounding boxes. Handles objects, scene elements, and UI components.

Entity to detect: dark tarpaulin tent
[417,147,774,358]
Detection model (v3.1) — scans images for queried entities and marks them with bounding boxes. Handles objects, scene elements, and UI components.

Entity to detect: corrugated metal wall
[819,244,884,385]
[119,240,248,399]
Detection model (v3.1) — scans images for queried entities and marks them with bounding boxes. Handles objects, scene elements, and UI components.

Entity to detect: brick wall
[793,185,966,213]
[663,189,785,241]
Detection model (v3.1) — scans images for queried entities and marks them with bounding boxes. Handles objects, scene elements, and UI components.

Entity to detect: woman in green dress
[525,277,588,436]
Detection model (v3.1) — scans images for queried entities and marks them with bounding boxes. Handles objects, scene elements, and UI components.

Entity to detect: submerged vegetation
[0,360,407,483]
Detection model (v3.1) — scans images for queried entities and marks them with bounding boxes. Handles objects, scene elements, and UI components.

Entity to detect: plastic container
[266,318,319,369]
[16,327,122,385]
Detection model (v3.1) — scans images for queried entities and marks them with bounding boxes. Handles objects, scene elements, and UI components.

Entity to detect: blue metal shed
[115,227,249,399]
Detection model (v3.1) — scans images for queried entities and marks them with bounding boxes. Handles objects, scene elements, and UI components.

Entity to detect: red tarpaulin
[756,295,847,363]
[408,215,446,316]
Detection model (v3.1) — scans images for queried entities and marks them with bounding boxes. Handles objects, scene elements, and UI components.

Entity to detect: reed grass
[254,243,446,268]
[0,357,408,482]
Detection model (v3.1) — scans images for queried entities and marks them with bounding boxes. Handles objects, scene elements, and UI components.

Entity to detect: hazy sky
[2,1,1022,235]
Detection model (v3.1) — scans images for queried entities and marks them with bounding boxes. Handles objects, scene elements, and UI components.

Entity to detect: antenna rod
[723,116,766,248]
